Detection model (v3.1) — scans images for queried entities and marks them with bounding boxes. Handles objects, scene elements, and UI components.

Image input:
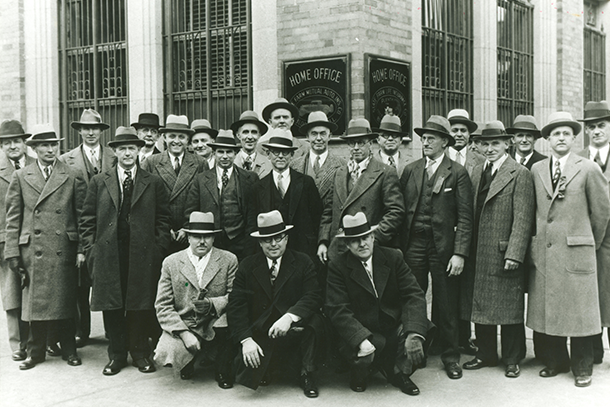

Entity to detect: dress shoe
[215,373,233,389]
[75,336,88,348]
[103,359,126,376]
[445,362,463,379]
[12,350,27,361]
[259,375,271,386]
[539,366,570,378]
[392,374,420,396]
[300,373,319,398]
[349,378,367,392]
[459,341,478,356]
[19,357,42,370]
[180,364,194,380]
[463,357,497,370]
[505,364,520,378]
[63,354,82,366]
[575,375,592,387]
[132,357,156,373]
[46,343,61,357]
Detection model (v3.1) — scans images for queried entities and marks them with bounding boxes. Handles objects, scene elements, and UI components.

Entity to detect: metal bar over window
[584,26,606,104]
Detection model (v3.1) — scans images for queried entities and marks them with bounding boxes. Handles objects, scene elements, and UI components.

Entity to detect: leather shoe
[392,375,420,396]
[75,336,88,348]
[459,341,478,356]
[539,366,570,378]
[505,364,520,378]
[463,357,497,370]
[102,359,126,376]
[12,350,27,361]
[215,373,233,389]
[132,357,156,373]
[19,357,42,370]
[300,373,318,398]
[349,378,367,392]
[575,375,592,387]
[64,354,82,366]
[46,343,61,357]
[445,362,463,379]
[180,364,194,380]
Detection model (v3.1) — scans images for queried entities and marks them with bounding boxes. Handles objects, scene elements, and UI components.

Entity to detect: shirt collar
[12,155,26,169]
[37,159,56,174]
[552,153,570,172]
[310,150,328,167]
[240,150,256,160]
[589,144,610,164]
[515,150,534,163]
[379,150,399,164]
[117,164,137,181]
[216,165,234,179]
[168,152,185,164]
[485,153,509,174]
[187,246,212,265]
[83,144,100,156]
[447,147,465,161]
[266,256,282,270]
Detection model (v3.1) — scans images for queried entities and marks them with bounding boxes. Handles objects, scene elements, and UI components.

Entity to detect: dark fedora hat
[191,119,219,138]
[159,115,195,135]
[250,210,294,238]
[180,212,222,234]
[131,113,160,130]
[0,120,30,140]
[261,128,298,151]
[373,114,407,136]
[414,115,455,146]
[262,98,299,124]
[207,129,241,150]
[473,121,512,140]
[107,126,146,148]
[579,101,610,123]
[506,115,541,138]
[230,110,268,136]
[299,111,338,135]
[541,112,581,139]
[447,109,478,133]
[26,124,64,146]
[335,212,379,238]
[339,118,379,140]
[71,109,109,130]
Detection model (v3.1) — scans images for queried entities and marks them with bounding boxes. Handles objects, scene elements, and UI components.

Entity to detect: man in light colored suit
[374,114,409,176]
[446,109,485,177]
[142,115,207,254]
[0,120,35,362]
[154,212,237,387]
[460,121,535,378]
[528,112,610,387]
[232,111,272,179]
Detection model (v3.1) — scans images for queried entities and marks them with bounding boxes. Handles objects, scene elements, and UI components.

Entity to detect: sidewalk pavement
[0,310,608,407]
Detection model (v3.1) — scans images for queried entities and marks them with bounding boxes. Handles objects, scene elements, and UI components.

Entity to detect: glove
[193,297,213,316]
[8,258,20,274]
[404,334,425,366]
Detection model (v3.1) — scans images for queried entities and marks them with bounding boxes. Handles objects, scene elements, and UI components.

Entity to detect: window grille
[584,26,606,104]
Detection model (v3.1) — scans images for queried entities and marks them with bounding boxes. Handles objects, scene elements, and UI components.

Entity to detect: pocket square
[444,188,453,192]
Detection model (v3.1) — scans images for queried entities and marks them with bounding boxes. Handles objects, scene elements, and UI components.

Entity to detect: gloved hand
[193,297,213,316]
[404,333,425,366]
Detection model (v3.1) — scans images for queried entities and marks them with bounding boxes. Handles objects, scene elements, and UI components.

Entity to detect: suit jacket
[141,151,207,231]
[80,167,171,312]
[400,154,473,264]
[447,149,485,179]
[290,152,346,202]
[4,160,87,321]
[512,149,547,171]
[528,153,610,336]
[254,169,322,258]
[320,157,405,259]
[234,151,273,179]
[0,155,35,311]
[326,246,429,349]
[60,144,116,184]
[376,150,408,178]
[461,156,535,325]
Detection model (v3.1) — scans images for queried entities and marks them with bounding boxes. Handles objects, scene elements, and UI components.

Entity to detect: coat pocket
[498,240,509,252]
[565,236,596,273]
[67,231,79,242]
[18,234,29,245]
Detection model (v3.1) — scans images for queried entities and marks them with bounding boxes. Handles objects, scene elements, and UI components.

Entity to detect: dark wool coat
[80,167,171,311]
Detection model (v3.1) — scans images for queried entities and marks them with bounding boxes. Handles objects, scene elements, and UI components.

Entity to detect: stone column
[473,0,498,124]
[252,0,279,114]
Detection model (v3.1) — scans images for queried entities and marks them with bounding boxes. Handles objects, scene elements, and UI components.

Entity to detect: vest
[220,173,244,240]
[412,167,439,231]
[81,146,100,180]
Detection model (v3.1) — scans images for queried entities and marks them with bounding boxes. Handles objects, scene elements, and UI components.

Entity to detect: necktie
[90,150,99,174]
[455,151,462,166]
[594,150,604,168]
[388,156,396,168]
[426,159,436,179]
[244,154,253,171]
[13,160,21,170]
[362,262,378,297]
[270,259,278,284]
[552,160,561,189]
[520,156,526,165]
[174,156,181,175]
[44,166,52,181]
[123,170,133,204]
[277,173,286,198]
[221,169,229,190]
[313,155,321,175]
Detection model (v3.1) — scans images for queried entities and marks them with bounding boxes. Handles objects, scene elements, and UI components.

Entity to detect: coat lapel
[287,170,304,223]
[36,161,69,206]
[486,157,517,202]
[471,163,483,204]
[372,248,390,299]
[131,170,151,207]
[334,164,349,206]
[560,153,582,190]
[203,170,220,206]
[171,153,198,201]
[157,152,178,191]
[72,148,89,182]
[412,158,426,198]
[536,158,554,198]
[252,254,273,300]
[348,254,377,298]
[177,251,201,290]
[103,169,121,209]
[198,247,221,289]
[272,250,295,296]
[100,146,116,172]
[434,156,451,192]
[345,159,383,209]
[0,157,14,183]
[23,164,45,195]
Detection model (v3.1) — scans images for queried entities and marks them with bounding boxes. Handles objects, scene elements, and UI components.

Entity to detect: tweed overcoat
[319,157,405,260]
[60,144,116,184]
[527,153,610,337]
[460,156,535,325]
[4,160,87,321]
[0,155,35,311]
[234,152,273,179]
[80,167,171,311]
[141,151,208,232]
[399,155,473,265]
[578,147,610,326]
[290,152,346,203]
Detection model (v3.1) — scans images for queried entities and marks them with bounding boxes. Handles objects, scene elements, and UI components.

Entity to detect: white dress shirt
[117,165,138,198]
[273,168,291,192]
[589,144,609,166]
[216,165,234,192]
[484,153,509,176]
[515,150,534,166]
[309,150,328,168]
[187,247,213,287]
[425,156,442,176]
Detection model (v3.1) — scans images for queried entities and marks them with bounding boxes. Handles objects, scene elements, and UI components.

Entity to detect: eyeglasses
[379,132,400,140]
[268,149,292,157]
[260,233,287,244]
[346,139,371,147]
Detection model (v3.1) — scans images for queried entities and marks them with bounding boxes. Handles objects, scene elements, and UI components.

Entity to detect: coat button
[57,251,62,256]
[547,242,552,248]
[548,218,553,223]
[34,209,40,215]
[547,195,551,200]
[56,231,61,235]
[35,251,42,257]
[34,230,41,236]
[109,222,112,226]
[56,209,62,214]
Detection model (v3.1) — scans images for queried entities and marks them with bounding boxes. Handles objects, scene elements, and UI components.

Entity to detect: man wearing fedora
[374,114,409,176]
[60,108,116,348]
[577,100,610,365]
[0,120,35,362]
[80,126,171,376]
[185,130,258,261]
[254,128,323,261]
[527,112,610,387]
[142,115,208,254]
[290,111,346,205]
[446,109,485,178]
[227,210,323,397]
[318,118,404,263]
[459,121,535,378]
[190,119,218,168]
[507,115,547,170]
[232,110,272,178]
[154,212,237,387]
[132,113,162,164]
[260,97,308,158]
[5,124,88,370]
[326,212,432,396]
[399,115,473,380]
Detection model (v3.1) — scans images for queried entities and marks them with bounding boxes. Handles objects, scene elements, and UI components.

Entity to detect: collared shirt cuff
[240,337,253,345]
[286,313,301,323]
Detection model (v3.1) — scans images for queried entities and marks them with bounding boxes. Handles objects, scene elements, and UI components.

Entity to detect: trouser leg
[6,308,28,352]
[127,310,154,360]
[102,309,128,362]
[592,331,604,363]
[57,318,77,357]
[458,319,473,347]
[500,323,526,365]
[27,320,48,362]
[570,336,594,376]
[474,324,498,364]
[537,332,569,370]
[211,327,233,376]
[75,264,91,340]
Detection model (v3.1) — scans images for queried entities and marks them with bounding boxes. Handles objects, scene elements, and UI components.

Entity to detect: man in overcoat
[80,126,171,375]
[528,112,610,387]
[5,124,87,370]
[318,118,404,263]
[154,212,237,387]
[577,100,610,365]
[326,212,431,396]
[399,115,473,380]
[184,130,258,261]
[227,210,323,398]
[460,121,535,378]
[254,128,323,261]
[0,120,35,361]
[232,111,272,178]
[507,115,547,170]
[142,115,207,254]
[374,114,409,176]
